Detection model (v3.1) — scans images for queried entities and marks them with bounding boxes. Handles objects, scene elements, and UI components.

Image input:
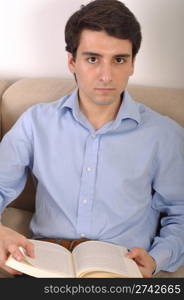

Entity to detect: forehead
[77,29,132,56]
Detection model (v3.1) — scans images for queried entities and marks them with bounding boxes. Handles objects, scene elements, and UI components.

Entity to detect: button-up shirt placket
[76,132,100,237]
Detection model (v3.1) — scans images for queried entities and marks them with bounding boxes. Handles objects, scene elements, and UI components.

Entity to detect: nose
[99,62,112,84]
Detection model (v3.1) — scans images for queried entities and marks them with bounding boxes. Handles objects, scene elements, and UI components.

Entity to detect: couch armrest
[1,207,33,237]
[154,265,184,278]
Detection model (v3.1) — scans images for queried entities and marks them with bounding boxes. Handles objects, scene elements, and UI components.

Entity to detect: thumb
[126,247,140,259]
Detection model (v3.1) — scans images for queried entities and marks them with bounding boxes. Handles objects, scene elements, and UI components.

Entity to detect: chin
[93,99,115,106]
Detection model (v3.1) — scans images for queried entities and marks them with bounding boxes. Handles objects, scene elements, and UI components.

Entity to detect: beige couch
[0,78,184,278]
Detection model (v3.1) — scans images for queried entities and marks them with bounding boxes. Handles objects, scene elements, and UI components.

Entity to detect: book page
[72,241,142,278]
[6,239,75,278]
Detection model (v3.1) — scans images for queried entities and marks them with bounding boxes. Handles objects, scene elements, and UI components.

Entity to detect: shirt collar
[59,88,78,111]
[116,90,141,125]
[58,88,141,126]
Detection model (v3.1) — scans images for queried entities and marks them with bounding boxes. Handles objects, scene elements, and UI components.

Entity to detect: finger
[0,249,8,266]
[24,241,35,258]
[7,244,24,261]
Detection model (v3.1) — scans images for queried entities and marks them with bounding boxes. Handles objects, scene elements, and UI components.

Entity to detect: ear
[67,52,76,74]
[129,56,136,76]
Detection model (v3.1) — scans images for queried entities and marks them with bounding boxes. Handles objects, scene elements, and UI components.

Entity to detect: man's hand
[126,247,156,278]
[0,224,34,275]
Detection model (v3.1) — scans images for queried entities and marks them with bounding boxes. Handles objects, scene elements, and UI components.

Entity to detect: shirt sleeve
[0,110,33,213]
[149,120,184,273]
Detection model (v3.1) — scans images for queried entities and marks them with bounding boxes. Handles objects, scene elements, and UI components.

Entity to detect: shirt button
[83,199,88,204]
[87,167,92,172]
[80,233,85,237]
[91,134,96,138]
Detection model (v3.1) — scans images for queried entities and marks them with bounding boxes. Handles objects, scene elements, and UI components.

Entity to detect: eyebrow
[81,52,131,58]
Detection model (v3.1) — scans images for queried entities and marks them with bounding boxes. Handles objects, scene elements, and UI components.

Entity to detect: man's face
[68,30,135,106]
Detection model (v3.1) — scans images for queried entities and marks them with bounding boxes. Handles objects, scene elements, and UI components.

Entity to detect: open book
[5,239,143,278]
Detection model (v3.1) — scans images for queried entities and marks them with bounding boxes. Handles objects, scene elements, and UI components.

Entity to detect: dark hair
[65,0,142,59]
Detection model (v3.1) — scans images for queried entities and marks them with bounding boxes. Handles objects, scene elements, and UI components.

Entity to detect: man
[0,0,184,278]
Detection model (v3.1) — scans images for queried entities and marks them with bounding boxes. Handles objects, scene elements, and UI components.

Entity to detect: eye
[87,57,98,64]
[115,57,125,64]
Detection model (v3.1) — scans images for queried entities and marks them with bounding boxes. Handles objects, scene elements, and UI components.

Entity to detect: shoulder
[20,93,72,125]
[137,101,184,142]
[27,94,70,115]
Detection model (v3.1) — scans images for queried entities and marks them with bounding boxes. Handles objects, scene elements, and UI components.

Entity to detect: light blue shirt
[0,89,184,274]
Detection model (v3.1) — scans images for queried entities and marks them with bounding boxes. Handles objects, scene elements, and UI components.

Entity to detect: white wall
[0,0,183,88]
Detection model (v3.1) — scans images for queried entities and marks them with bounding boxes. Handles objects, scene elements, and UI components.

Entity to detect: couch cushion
[1,78,76,134]
[127,85,184,127]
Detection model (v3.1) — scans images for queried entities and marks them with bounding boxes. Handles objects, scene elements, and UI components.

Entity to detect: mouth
[94,88,115,91]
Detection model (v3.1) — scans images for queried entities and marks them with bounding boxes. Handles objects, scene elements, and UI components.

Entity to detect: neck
[78,93,122,130]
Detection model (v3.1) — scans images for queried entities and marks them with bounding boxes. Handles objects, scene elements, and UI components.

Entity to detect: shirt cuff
[149,244,172,274]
